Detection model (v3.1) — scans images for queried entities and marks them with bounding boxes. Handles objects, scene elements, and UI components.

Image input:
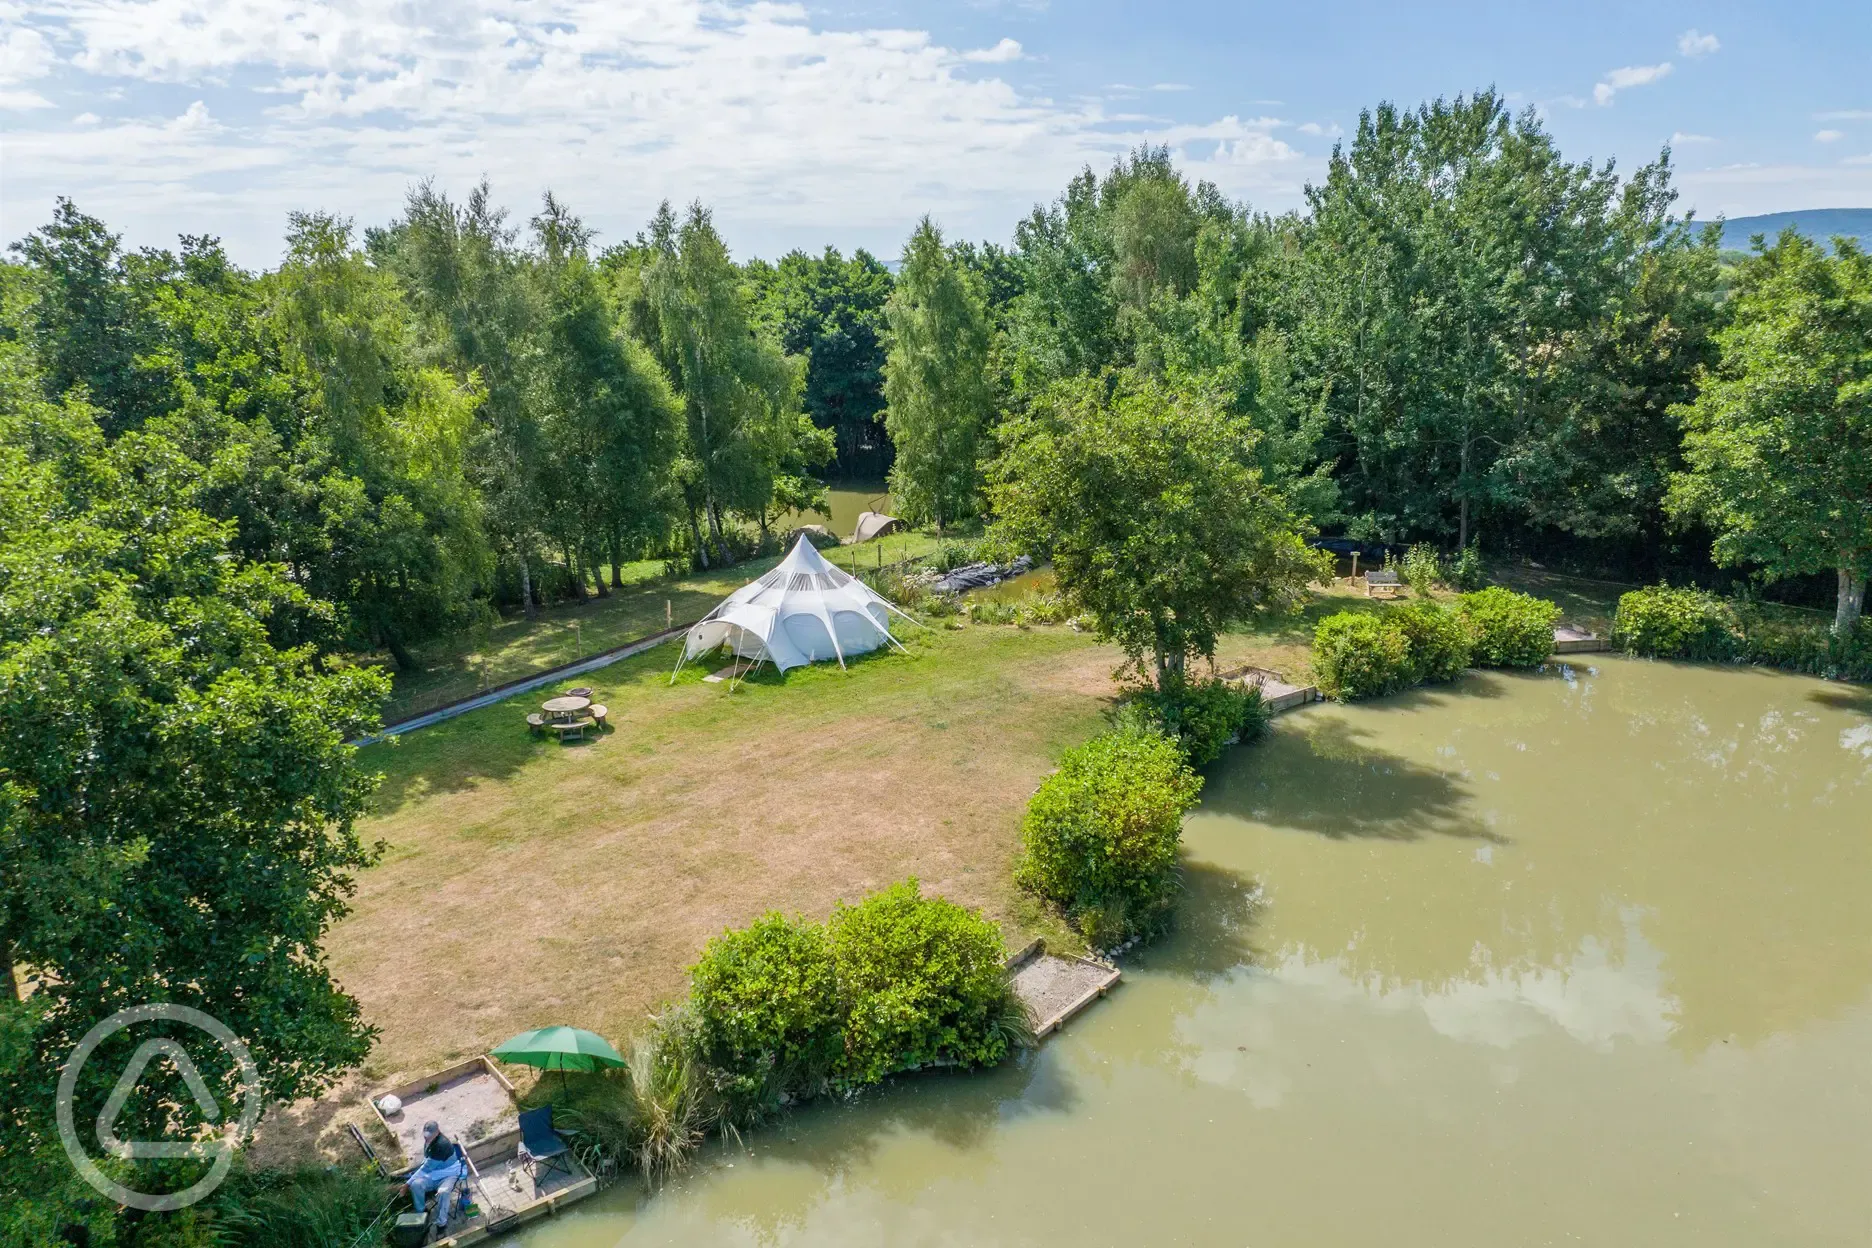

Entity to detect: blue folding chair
[518,1106,573,1181]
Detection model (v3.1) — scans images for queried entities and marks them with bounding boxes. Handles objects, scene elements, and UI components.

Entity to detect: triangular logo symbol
[95,1038,225,1160]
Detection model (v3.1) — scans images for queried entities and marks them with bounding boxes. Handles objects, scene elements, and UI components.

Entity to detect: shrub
[1736,609,1872,681]
[1311,611,1415,700]
[1458,587,1561,668]
[1612,586,1738,661]
[828,880,1018,1085]
[932,539,980,572]
[1017,728,1203,945]
[1401,543,1442,597]
[690,913,841,1120]
[1450,543,1486,591]
[1391,602,1471,683]
[1119,678,1270,767]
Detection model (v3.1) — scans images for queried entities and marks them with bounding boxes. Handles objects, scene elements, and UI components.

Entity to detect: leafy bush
[1016,728,1203,945]
[690,913,841,1120]
[1391,602,1471,683]
[1401,543,1442,597]
[1119,678,1270,766]
[1737,609,1872,681]
[1612,586,1738,661]
[828,880,1020,1086]
[932,540,981,572]
[1457,587,1561,667]
[1450,543,1486,591]
[1311,611,1415,700]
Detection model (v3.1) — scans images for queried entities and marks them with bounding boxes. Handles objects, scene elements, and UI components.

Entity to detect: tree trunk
[591,546,609,598]
[1457,435,1472,551]
[1,934,17,1003]
[1836,563,1867,637]
[707,499,731,566]
[383,629,417,672]
[519,553,536,620]
[610,532,625,589]
[686,504,711,570]
[565,541,586,599]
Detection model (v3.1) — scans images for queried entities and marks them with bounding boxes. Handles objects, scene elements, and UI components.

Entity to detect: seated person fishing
[406,1121,468,1224]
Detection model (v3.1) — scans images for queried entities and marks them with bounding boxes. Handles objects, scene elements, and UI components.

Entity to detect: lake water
[511,657,1872,1246]
[782,483,893,538]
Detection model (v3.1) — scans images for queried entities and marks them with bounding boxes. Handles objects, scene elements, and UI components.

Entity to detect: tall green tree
[638,202,804,566]
[882,217,994,532]
[745,246,893,475]
[1290,91,1630,549]
[1668,231,1872,634]
[989,373,1330,686]
[0,349,386,1228]
[528,193,683,594]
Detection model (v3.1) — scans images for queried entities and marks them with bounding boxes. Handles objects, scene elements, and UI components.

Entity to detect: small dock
[369,1056,600,1246]
[1220,665,1321,715]
[1552,626,1611,655]
[1006,940,1121,1039]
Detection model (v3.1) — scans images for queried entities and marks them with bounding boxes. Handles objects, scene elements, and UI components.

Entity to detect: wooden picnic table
[541,695,591,719]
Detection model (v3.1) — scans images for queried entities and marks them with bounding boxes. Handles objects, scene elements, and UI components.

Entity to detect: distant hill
[1715,209,1872,251]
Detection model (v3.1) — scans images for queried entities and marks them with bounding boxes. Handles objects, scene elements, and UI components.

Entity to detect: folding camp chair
[517,1106,574,1181]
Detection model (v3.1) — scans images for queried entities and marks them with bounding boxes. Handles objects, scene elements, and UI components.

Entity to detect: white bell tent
[673,537,918,681]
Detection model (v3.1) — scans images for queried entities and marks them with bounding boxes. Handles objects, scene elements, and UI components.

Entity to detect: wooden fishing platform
[1552,626,1611,655]
[369,1055,599,1246]
[1219,665,1321,715]
[1005,940,1121,1040]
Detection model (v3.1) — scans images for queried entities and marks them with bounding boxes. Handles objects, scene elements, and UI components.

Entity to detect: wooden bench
[548,718,595,743]
[1364,568,1402,598]
[588,704,608,730]
[525,713,546,735]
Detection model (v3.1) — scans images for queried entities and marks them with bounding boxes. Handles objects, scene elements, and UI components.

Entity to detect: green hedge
[828,880,1018,1085]
[1016,727,1204,946]
[690,912,841,1117]
[1612,586,1739,661]
[1118,677,1269,766]
[1611,585,1872,680]
[1311,611,1417,700]
[1458,587,1561,668]
[1392,602,1471,684]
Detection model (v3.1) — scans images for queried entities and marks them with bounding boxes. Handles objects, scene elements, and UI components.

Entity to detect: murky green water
[782,484,893,538]
[515,657,1872,1246]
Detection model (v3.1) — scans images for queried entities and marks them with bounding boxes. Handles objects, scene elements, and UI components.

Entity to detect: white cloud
[1297,120,1341,137]
[1678,159,1872,217]
[961,38,1022,64]
[1677,29,1720,58]
[73,111,100,125]
[0,1,1331,264]
[1595,62,1673,106]
[1149,82,1190,92]
[1815,109,1872,121]
[1670,131,1714,144]
[1815,129,1845,143]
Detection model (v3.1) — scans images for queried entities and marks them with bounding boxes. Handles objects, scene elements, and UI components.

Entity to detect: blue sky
[2,0,1868,268]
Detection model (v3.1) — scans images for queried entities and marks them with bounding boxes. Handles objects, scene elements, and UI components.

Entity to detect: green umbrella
[491,1026,625,1094]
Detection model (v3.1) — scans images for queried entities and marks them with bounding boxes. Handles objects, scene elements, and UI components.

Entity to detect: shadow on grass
[1202,708,1503,845]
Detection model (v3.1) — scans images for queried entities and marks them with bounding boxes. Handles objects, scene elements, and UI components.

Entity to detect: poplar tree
[882,217,993,532]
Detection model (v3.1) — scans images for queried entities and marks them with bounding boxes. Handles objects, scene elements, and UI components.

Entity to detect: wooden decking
[1219,665,1321,715]
[1552,625,1611,654]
